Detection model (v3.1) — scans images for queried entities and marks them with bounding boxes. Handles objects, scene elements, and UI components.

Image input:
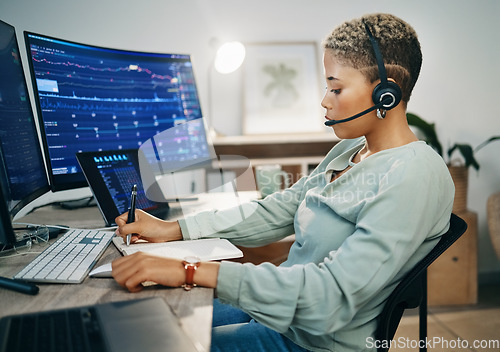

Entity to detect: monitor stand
[57,196,97,210]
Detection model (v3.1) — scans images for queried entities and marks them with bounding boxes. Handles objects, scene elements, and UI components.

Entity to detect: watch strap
[182,257,200,291]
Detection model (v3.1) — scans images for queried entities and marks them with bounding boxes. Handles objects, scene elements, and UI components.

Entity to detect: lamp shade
[214,41,246,74]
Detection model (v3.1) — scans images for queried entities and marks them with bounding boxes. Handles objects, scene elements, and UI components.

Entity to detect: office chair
[375,213,468,352]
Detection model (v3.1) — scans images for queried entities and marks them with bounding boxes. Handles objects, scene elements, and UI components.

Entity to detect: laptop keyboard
[3,307,108,352]
[14,228,114,283]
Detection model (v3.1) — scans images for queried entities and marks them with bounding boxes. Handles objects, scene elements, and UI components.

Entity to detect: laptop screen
[76,149,168,226]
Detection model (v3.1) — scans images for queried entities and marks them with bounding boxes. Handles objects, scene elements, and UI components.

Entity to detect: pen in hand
[126,184,138,246]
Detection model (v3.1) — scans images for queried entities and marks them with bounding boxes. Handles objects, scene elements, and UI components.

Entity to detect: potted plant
[407,112,500,213]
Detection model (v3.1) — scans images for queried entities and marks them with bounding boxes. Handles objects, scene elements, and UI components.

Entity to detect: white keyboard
[14,228,115,284]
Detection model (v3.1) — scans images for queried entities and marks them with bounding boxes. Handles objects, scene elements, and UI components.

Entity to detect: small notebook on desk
[112,237,243,261]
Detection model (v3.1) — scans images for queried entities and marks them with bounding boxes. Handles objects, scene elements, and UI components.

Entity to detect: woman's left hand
[112,252,185,292]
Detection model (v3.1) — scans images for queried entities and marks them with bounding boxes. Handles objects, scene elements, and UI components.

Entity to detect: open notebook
[112,237,243,261]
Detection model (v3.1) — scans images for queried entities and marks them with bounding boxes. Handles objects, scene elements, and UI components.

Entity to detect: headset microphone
[324,95,392,126]
[324,21,402,127]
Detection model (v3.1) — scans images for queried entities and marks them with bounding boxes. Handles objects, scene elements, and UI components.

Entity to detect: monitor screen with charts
[24,31,211,192]
[0,20,50,218]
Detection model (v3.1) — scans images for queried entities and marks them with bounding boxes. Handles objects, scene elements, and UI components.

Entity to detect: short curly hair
[323,13,422,104]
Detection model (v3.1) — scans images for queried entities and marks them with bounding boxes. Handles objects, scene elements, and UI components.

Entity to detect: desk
[0,191,258,351]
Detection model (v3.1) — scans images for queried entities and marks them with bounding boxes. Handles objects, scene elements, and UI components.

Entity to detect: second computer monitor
[24,32,211,192]
[0,20,50,219]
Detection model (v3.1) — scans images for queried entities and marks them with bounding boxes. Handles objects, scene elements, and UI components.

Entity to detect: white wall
[1,0,499,280]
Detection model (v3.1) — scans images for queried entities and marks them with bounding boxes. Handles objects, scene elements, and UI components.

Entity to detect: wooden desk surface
[1,191,259,350]
[0,200,222,351]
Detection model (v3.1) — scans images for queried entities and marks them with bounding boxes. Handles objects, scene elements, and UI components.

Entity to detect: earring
[377,109,387,119]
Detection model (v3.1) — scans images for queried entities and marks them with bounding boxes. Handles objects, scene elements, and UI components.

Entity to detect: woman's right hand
[114,209,182,244]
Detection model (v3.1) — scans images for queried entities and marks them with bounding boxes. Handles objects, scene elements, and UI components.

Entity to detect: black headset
[324,21,402,126]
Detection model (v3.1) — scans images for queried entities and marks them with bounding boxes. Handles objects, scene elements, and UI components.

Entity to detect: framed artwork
[243,42,323,135]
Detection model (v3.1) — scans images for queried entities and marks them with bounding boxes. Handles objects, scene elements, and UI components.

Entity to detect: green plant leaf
[448,143,480,171]
[406,113,443,156]
[474,136,500,152]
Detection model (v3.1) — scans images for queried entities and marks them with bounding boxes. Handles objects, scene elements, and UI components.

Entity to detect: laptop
[0,297,201,352]
[76,149,169,226]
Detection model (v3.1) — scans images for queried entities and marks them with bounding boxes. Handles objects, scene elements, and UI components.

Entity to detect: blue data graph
[25,32,209,191]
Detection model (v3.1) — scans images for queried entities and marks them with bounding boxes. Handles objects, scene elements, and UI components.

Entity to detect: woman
[112,13,454,352]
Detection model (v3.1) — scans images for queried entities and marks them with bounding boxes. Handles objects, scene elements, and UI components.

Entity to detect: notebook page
[112,237,242,261]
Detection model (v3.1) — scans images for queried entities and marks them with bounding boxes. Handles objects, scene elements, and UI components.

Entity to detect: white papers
[112,237,242,261]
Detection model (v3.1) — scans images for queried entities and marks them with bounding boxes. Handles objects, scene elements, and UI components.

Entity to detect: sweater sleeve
[215,157,454,335]
[177,138,362,247]
[177,175,309,247]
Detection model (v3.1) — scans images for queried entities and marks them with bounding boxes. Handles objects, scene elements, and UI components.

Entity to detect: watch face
[184,256,201,264]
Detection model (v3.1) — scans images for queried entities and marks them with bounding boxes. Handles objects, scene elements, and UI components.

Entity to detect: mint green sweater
[178,138,455,352]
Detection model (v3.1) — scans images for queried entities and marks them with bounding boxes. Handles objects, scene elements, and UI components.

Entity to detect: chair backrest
[375,213,468,350]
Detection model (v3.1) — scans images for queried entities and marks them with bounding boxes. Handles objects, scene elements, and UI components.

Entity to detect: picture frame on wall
[243,42,324,135]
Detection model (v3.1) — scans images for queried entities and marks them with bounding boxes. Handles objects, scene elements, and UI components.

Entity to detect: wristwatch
[182,256,201,291]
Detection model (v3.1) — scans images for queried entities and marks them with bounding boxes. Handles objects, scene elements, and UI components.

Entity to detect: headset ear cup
[372,81,402,110]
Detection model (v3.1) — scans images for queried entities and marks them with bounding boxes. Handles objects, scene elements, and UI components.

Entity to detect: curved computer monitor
[0,20,50,220]
[23,31,210,192]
